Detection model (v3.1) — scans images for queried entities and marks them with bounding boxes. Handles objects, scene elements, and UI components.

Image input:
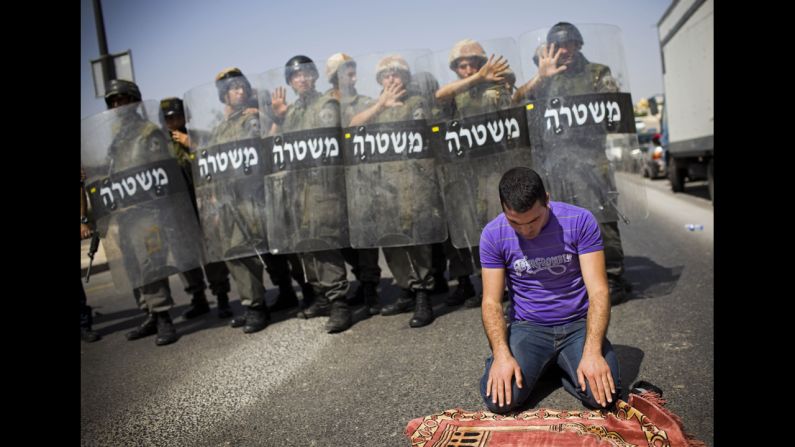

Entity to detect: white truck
[657,0,714,201]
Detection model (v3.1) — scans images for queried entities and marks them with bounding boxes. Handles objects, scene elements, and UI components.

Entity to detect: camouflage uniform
[205,106,271,310]
[441,41,514,299]
[339,92,375,129]
[280,79,351,308]
[159,97,233,313]
[453,82,512,119]
[109,108,177,314]
[350,54,439,327]
[370,92,437,294]
[336,91,382,285]
[329,53,383,302]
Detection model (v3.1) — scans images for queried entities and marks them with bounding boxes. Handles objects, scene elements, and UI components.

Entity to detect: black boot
[298,294,330,319]
[242,305,270,334]
[446,276,475,306]
[348,282,365,306]
[361,282,380,315]
[299,282,315,309]
[81,327,101,343]
[182,290,211,319]
[381,289,415,316]
[126,313,157,340]
[431,272,449,294]
[270,282,299,312]
[409,291,434,328]
[216,292,233,319]
[230,313,247,328]
[154,312,178,346]
[325,299,352,333]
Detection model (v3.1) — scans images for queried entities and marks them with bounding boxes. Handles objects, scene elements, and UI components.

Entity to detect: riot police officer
[434,39,513,308]
[348,55,440,328]
[270,56,353,333]
[206,67,272,333]
[325,52,383,314]
[515,22,630,303]
[159,97,235,320]
[102,79,179,346]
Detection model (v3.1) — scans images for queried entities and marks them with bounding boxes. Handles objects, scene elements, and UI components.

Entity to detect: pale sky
[81,0,672,119]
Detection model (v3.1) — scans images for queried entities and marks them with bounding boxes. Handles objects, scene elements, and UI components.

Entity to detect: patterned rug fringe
[637,391,706,447]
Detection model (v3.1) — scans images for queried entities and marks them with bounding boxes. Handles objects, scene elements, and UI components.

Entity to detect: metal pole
[93,0,115,84]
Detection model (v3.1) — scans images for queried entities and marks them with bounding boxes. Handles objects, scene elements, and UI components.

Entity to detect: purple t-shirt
[479,201,603,326]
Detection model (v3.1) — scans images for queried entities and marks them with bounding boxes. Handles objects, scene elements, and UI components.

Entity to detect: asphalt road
[81,172,714,446]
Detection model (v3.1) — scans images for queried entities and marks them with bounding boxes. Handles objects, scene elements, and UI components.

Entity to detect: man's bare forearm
[482,299,511,358]
[584,289,609,355]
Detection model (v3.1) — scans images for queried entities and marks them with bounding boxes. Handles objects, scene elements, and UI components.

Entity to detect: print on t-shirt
[512,253,574,276]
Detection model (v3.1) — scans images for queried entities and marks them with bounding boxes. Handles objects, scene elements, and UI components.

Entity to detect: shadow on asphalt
[621,256,684,303]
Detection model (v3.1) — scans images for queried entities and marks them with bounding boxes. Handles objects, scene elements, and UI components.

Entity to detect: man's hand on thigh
[486,355,524,409]
[576,352,615,407]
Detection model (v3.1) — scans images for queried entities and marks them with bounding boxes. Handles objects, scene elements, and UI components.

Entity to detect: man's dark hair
[498,167,548,212]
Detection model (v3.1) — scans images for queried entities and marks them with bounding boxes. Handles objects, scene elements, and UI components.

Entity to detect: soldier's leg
[444,239,479,306]
[178,267,210,319]
[205,261,231,295]
[300,250,351,333]
[179,267,207,295]
[139,278,174,314]
[225,256,269,334]
[340,247,361,280]
[132,288,146,312]
[263,253,298,311]
[381,246,417,316]
[356,248,382,284]
[430,242,449,294]
[127,286,156,341]
[285,253,314,308]
[355,248,381,314]
[600,221,629,304]
[382,245,435,327]
[131,278,178,346]
[80,279,100,342]
[342,247,381,310]
[204,261,232,318]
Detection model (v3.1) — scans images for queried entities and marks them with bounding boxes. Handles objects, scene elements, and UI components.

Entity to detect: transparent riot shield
[183,76,270,264]
[81,100,204,290]
[421,37,535,249]
[255,60,348,254]
[337,50,447,248]
[518,24,648,223]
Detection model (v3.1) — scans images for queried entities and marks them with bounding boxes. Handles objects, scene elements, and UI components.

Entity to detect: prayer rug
[405,392,705,446]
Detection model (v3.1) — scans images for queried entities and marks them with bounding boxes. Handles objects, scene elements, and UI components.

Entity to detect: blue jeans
[479,318,621,413]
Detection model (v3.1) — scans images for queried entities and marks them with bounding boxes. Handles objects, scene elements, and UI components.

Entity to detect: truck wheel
[669,156,685,192]
[707,158,714,204]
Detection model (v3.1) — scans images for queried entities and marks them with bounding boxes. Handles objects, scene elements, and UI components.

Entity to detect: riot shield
[183,77,270,263]
[338,50,447,248]
[255,59,348,254]
[421,37,535,249]
[518,24,648,223]
[81,100,204,290]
